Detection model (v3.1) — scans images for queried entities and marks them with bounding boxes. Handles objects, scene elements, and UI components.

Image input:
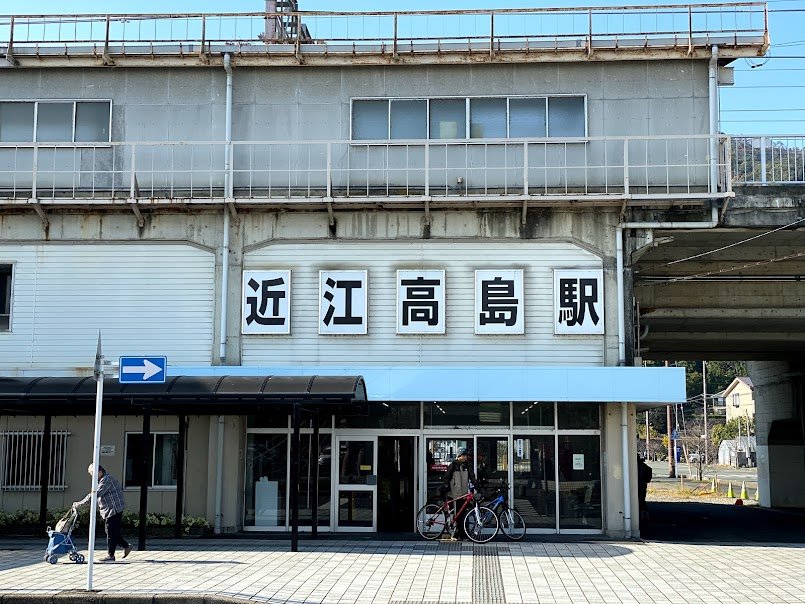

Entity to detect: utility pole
[666,361,676,478]
[703,360,709,465]
[645,411,650,459]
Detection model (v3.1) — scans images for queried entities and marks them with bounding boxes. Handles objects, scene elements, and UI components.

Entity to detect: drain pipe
[615,227,631,537]
[219,52,233,363]
[214,53,233,535]
[709,45,720,194]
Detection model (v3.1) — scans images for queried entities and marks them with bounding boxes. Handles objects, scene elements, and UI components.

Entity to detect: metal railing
[0,135,731,204]
[0,3,767,59]
[731,136,805,185]
[0,431,69,491]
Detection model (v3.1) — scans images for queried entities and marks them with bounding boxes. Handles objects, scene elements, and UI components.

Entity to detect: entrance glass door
[335,437,378,530]
[513,434,557,531]
[474,436,509,491]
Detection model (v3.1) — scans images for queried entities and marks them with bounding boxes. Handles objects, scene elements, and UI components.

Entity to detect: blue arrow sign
[119,356,167,384]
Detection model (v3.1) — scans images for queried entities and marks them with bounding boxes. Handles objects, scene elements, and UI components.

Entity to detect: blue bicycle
[484,482,526,540]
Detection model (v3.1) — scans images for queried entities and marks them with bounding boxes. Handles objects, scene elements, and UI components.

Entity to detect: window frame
[350,94,587,143]
[0,263,12,332]
[123,430,179,491]
[0,99,112,145]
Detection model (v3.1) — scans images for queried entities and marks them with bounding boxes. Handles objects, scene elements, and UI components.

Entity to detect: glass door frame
[333,433,379,532]
[243,424,336,533]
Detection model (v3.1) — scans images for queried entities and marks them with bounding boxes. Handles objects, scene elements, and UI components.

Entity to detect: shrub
[0,508,211,537]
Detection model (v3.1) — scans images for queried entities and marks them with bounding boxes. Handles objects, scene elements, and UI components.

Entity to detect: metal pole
[311,410,319,540]
[38,414,52,535]
[174,415,186,538]
[290,403,301,552]
[138,406,152,551]
[703,361,708,465]
[644,411,650,460]
[87,333,105,591]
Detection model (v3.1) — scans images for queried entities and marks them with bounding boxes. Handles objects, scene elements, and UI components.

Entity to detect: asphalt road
[641,501,805,543]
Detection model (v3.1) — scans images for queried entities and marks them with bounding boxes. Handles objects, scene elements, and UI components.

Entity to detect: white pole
[703,361,708,465]
[87,333,105,591]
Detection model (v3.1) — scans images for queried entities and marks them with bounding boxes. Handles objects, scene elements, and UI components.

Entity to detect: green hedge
[0,508,211,537]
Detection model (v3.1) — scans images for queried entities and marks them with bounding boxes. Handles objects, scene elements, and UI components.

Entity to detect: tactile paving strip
[472,544,506,603]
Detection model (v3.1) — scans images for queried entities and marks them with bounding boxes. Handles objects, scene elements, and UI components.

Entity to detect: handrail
[0,3,768,53]
[0,134,733,203]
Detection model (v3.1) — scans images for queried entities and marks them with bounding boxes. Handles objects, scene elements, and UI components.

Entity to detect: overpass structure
[627,134,805,509]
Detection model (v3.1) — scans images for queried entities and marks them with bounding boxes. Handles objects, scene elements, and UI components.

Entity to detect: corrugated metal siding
[243,240,604,367]
[0,244,215,371]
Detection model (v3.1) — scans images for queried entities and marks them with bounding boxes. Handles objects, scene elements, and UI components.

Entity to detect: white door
[334,436,378,531]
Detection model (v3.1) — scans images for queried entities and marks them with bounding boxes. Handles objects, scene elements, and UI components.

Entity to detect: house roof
[724,376,754,397]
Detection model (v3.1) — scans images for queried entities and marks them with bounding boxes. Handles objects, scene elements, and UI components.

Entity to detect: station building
[0,3,767,537]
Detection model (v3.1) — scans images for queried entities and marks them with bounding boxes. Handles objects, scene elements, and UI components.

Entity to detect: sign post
[87,334,106,591]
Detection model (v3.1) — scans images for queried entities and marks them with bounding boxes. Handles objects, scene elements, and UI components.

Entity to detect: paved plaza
[1,536,804,604]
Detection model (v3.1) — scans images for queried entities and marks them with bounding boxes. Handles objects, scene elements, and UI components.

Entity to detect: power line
[669,252,805,283]
[666,217,805,267]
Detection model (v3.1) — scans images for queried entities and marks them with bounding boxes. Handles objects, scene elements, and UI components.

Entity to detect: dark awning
[0,375,367,415]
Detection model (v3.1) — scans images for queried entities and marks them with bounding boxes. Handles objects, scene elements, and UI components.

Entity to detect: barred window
[1,431,70,491]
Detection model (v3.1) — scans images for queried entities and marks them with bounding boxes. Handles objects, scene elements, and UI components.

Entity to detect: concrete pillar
[748,360,805,508]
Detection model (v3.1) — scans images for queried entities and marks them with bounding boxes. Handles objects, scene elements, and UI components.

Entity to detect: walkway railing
[0,135,729,204]
[731,136,805,185]
[1,3,767,59]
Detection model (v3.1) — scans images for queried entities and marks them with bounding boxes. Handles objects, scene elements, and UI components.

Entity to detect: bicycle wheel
[416,503,447,540]
[464,505,499,543]
[499,508,526,541]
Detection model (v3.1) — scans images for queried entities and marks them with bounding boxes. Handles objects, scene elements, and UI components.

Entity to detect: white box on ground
[255,480,279,526]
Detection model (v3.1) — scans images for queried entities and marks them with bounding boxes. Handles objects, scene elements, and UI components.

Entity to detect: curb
[0,593,248,604]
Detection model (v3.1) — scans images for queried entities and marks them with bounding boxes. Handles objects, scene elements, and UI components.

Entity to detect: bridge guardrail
[732,136,805,185]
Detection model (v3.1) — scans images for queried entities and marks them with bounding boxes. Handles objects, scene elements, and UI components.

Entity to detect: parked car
[688,453,700,463]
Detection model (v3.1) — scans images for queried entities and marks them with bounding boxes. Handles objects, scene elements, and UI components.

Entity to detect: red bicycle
[415,485,499,543]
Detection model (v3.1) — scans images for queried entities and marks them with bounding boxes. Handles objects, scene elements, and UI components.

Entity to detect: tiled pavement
[1,537,804,604]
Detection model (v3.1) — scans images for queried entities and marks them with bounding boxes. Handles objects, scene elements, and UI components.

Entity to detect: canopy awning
[0,375,367,415]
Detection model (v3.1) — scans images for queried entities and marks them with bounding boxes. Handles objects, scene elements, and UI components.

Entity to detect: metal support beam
[38,414,52,534]
[129,200,145,228]
[521,200,528,226]
[290,403,301,552]
[138,405,152,551]
[102,16,115,66]
[174,415,186,538]
[226,200,238,220]
[424,198,431,226]
[30,199,49,229]
[5,16,19,66]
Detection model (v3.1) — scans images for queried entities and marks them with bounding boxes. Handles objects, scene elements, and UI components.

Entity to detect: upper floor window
[351,96,586,141]
[0,264,11,331]
[0,100,111,143]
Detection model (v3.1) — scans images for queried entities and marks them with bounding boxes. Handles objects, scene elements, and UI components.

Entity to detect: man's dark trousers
[105,512,129,557]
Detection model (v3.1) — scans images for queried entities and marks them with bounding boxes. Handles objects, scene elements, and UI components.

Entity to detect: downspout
[709,45,720,195]
[219,52,233,363]
[214,52,233,534]
[615,227,631,537]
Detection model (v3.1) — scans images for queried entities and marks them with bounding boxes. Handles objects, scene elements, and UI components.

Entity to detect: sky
[1,0,802,135]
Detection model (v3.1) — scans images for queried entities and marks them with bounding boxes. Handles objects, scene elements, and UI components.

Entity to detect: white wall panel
[0,243,215,372]
[243,240,604,367]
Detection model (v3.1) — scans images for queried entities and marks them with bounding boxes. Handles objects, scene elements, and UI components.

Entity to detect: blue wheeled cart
[44,507,85,564]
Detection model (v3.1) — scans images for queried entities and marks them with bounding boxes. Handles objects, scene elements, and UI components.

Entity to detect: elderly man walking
[74,464,132,562]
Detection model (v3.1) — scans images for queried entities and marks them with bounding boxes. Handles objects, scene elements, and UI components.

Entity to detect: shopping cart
[44,506,85,564]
